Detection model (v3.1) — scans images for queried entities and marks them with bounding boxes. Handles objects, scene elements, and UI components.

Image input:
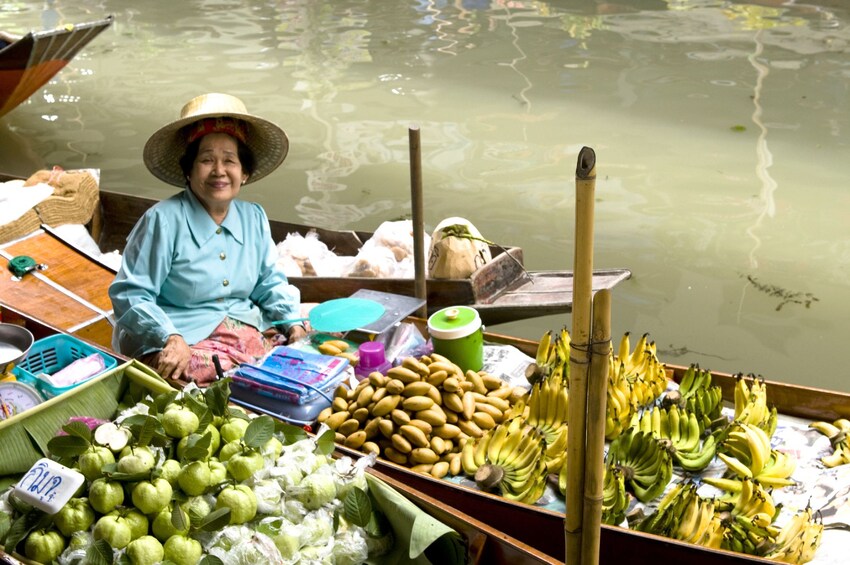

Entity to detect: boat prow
[0,16,113,118]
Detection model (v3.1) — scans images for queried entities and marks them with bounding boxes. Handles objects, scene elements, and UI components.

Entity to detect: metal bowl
[0,323,34,374]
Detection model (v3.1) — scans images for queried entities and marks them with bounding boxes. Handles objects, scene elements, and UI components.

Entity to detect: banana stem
[566,146,597,565]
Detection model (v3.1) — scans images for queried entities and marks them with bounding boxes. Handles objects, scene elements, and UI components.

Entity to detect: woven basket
[0,208,41,245]
[0,360,174,477]
[28,168,100,227]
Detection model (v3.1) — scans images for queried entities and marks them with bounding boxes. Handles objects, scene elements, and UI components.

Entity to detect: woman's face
[188,132,248,216]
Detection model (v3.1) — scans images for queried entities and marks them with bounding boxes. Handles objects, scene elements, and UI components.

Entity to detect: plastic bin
[12,334,117,398]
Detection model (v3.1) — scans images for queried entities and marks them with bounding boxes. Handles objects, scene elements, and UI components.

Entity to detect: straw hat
[143,93,289,187]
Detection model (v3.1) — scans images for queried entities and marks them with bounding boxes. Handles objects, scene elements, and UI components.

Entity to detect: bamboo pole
[581,288,611,565]
[565,146,596,565]
[409,125,428,318]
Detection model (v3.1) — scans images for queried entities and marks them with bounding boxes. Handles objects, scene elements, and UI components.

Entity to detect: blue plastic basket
[12,334,118,398]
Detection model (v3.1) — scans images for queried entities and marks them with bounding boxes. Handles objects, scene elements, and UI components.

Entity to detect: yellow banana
[809,420,841,438]
[740,422,771,477]
[461,440,478,475]
[486,423,509,464]
[718,452,754,479]
[616,332,630,364]
[535,330,552,367]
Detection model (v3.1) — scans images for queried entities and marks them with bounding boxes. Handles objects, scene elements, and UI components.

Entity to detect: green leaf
[47,434,90,459]
[243,415,274,449]
[4,511,44,554]
[279,423,308,445]
[62,420,94,442]
[154,391,179,413]
[316,428,336,455]
[86,539,114,565]
[102,465,151,483]
[200,556,225,565]
[123,414,166,447]
[172,504,189,532]
[365,510,391,538]
[198,508,231,532]
[204,378,231,417]
[731,124,747,132]
[196,408,213,432]
[343,486,372,527]
[0,512,11,544]
[183,433,213,462]
[423,532,467,565]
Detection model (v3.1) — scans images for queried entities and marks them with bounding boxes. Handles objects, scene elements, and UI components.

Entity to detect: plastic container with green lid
[427,306,483,373]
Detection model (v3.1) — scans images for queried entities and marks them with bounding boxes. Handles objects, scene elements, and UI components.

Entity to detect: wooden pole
[581,288,611,565]
[409,125,427,318]
[565,146,596,565]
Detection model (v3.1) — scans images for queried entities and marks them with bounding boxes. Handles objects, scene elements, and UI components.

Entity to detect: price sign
[13,458,85,514]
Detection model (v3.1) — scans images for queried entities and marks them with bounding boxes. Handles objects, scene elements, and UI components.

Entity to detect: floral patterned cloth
[142,317,278,385]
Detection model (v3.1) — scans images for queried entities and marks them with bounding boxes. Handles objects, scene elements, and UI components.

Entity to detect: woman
[109,93,306,384]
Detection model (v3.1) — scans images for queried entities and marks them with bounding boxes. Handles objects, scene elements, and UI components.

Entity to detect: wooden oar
[582,288,611,565]
[565,146,597,564]
[409,125,427,318]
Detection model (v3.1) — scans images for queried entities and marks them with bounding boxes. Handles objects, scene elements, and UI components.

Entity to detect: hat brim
[143,110,289,188]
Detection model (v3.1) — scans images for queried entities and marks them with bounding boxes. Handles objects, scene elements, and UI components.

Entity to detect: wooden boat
[0,16,113,118]
[0,226,117,348]
[0,306,557,565]
[0,174,630,334]
[324,322,850,565]
[4,306,849,564]
[96,189,631,325]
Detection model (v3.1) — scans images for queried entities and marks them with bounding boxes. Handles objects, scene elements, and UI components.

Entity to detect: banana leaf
[0,361,174,477]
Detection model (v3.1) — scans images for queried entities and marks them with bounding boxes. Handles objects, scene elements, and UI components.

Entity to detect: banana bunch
[667,364,724,430]
[703,476,778,520]
[606,428,673,502]
[809,418,850,468]
[613,333,667,409]
[525,371,569,445]
[460,419,549,504]
[601,463,631,525]
[614,331,650,376]
[634,481,718,545]
[527,327,570,386]
[718,422,796,487]
[733,373,778,436]
[632,405,717,472]
[762,507,824,564]
[721,511,780,556]
[634,340,670,404]
[605,355,637,441]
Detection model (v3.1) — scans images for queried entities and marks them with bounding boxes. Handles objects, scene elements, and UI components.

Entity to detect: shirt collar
[183,189,245,245]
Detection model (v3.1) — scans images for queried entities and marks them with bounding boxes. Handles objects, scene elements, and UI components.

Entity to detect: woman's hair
[178,134,256,183]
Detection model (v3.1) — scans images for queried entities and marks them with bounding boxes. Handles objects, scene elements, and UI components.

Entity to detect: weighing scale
[0,322,43,420]
[0,379,46,420]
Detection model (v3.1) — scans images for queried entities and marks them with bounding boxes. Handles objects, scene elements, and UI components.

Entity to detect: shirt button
[222,279,229,287]
[216,227,223,234]
[219,252,226,260]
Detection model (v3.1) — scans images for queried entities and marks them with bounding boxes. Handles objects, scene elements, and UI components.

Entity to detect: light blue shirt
[109,189,301,358]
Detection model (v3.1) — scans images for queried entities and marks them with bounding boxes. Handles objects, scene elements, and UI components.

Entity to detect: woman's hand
[156,334,192,381]
[287,324,307,343]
